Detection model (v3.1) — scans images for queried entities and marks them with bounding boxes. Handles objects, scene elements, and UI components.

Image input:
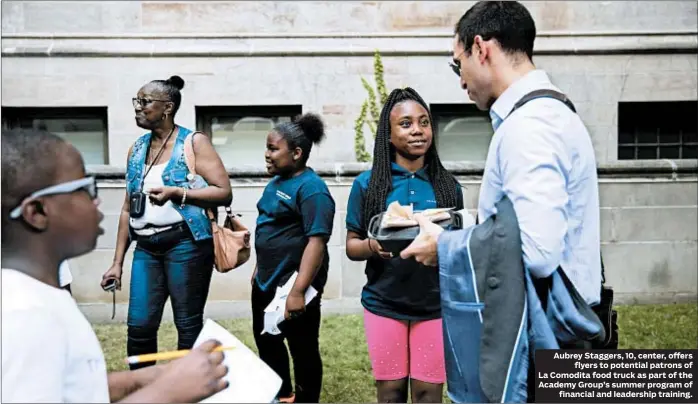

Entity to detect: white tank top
[129,164,184,229]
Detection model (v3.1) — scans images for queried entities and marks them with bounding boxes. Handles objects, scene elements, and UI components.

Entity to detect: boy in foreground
[1,128,229,403]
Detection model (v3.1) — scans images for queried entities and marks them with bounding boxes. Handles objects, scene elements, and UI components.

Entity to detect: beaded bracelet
[180,187,188,208]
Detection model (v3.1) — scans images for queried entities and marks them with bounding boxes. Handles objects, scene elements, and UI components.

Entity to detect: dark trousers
[251,282,323,403]
[127,224,214,370]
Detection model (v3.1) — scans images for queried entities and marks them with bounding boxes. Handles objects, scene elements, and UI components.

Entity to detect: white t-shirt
[1,268,110,403]
[59,261,73,287]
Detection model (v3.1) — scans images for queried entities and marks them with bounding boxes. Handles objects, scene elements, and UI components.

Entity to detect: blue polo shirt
[255,168,335,293]
[346,163,464,321]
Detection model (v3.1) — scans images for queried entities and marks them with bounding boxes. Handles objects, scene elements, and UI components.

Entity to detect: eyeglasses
[448,49,467,77]
[9,177,98,219]
[449,61,461,77]
[132,97,170,108]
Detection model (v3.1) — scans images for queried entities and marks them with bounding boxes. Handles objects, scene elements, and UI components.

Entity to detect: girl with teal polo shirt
[252,113,335,404]
[345,88,464,403]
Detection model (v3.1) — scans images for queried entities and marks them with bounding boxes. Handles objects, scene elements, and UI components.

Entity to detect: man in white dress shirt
[402,1,602,312]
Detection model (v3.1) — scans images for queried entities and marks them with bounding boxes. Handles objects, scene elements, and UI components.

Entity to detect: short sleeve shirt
[255,168,336,293]
[1,269,110,403]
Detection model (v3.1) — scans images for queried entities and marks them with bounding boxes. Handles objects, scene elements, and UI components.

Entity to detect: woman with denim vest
[101,76,232,370]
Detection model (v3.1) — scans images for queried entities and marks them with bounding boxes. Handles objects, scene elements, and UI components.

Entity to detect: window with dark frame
[618,101,697,160]
[196,105,303,166]
[430,103,494,162]
[1,107,109,165]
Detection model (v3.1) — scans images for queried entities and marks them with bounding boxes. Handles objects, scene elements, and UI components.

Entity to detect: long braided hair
[363,87,461,228]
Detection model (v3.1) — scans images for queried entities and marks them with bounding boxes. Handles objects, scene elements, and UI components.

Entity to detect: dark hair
[455,1,536,61]
[1,128,67,242]
[363,87,461,228]
[148,75,185,116]
[274,112,326,164]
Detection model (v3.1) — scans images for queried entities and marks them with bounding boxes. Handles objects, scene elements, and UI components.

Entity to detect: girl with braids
[345,87,464,403]
[101,75,232,370]
[252,113,335,404]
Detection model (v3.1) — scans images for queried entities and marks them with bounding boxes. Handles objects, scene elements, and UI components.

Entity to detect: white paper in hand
[194,319,282,403]
[262,272,318,335]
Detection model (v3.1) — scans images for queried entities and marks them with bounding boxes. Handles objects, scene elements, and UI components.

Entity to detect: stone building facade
[2,1,697,322]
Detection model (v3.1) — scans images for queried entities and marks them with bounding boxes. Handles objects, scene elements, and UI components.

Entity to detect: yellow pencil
[125,346,235,365]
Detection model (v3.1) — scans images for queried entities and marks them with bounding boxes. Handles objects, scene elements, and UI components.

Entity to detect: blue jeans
[127,223,214,369]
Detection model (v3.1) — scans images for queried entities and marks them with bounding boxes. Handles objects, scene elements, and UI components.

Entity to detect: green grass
[95,303,697,403]
[614,304,698,349]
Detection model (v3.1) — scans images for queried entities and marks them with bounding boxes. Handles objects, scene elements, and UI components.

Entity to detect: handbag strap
[183,131,212,219]
[183,130,200,175]
[183,131,234,219]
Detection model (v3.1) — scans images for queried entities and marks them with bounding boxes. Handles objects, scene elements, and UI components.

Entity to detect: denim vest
[126,126,212,241]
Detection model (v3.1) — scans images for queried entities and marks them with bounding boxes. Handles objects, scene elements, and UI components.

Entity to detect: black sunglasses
[449,49,468,77]
[449,61,461,77]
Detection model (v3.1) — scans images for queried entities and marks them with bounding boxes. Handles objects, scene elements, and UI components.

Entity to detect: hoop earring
[162,113,168,121]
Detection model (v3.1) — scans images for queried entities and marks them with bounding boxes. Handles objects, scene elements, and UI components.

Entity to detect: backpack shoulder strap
[503,89,610,286]
[510,89,577,116]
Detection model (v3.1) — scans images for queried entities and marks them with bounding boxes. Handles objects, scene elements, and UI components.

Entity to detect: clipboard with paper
[193,319,282,403]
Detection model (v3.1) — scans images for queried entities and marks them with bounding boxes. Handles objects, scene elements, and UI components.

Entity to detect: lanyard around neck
[142,126,176,186]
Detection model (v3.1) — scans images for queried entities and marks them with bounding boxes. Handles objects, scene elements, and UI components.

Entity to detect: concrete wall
[1,53,697,166]
[2,1,697,321]
[2,1,697,167]
[68,168,698,322]
[2,1,697,34]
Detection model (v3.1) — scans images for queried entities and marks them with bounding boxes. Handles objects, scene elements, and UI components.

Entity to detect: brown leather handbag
[184,131,251,273]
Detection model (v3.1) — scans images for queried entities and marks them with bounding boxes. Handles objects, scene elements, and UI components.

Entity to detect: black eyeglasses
[449,61,461,77]
[449,49,467,77]
[132,97,170,108]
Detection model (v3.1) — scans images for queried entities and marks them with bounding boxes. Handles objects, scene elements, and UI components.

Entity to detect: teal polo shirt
[255,168,335,293]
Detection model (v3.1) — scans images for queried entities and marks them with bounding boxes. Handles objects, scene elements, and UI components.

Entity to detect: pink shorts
[363,309,446,384]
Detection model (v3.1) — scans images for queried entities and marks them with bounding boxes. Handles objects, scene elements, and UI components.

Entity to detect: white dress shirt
[478,69,602,305]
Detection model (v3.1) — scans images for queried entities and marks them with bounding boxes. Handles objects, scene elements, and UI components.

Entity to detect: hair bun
[166,75,185,90]
[295,113,326,144]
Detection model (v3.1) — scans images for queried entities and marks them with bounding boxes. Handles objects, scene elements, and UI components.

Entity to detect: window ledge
[88,160,697,180]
